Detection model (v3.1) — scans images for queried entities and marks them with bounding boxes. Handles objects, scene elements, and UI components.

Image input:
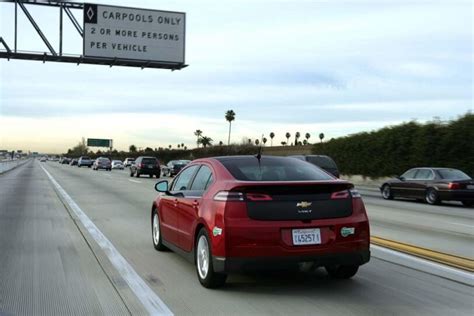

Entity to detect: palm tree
[295,132,301,146]
[285,132,291,145]
[129,145,137,152]
[168,145,172,149]
[255,139,260,145]
[305,133,311,144]
[269,132,275,146]
[262,137,267,146]
[200,136,213,148]
[248,139,252,145]
[219,141,223,146]
[303,139,308,145]
[194,130,203,148]
[181,143,184,148]
[225,110,236,145]
[281,141,287,146]
[177,144,181,149]
[319,133,325,143]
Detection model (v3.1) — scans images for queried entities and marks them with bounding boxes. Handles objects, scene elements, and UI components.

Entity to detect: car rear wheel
[130,170,134,177]
[381,185,393,200]
[325,264,359,279]
[152,211,167,251]
[462,201,473,207]
[425,188,440,205]
[196,229,227,288]
[135,171,140,178]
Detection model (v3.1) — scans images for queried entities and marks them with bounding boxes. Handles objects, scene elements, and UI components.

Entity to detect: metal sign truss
[0,0,187,70]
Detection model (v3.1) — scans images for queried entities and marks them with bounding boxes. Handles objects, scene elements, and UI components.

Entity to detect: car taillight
[448,183,461,190]
[349,189,361,198]
[331,190,350,199]
[139,163,144,168]
[246,193,273,201]
[213,191,244,201]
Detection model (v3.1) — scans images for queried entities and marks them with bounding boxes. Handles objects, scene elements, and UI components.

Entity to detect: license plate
[292,228,321,246]
[467,185,474,190]
[148,165,153,168]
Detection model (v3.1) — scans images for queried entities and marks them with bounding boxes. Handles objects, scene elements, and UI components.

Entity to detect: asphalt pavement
[0,160,472,315]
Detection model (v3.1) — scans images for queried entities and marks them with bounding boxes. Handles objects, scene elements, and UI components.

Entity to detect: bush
[312,113,474,178]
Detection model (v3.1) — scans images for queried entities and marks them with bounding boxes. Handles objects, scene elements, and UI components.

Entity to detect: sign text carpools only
[83,4,185,63]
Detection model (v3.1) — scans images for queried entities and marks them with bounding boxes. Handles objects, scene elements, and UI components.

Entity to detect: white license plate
[148,165,153,168]
[467,185,474,190]
[292,228,321,246]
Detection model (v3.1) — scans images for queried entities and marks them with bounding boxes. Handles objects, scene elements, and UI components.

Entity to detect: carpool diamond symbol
[87,6,95,20]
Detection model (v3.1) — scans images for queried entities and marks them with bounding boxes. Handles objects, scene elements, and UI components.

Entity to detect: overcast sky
[0,0,472,153]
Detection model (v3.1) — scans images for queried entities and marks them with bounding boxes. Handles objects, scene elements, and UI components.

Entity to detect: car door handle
[192,201,199,208]
[173,199,179,207]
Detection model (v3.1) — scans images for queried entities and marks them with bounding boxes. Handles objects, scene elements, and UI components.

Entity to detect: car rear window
[217,156,334,181]
[82,156,90,160]
[142,158,157,164]
[98,158,110,162]
[306,156,337,169]
[437,169,471,180]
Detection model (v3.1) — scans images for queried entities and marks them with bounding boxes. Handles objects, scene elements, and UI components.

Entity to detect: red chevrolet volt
[151,156,370,288]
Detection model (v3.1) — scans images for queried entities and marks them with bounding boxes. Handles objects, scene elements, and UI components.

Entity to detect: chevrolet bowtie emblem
[296,201,312,208]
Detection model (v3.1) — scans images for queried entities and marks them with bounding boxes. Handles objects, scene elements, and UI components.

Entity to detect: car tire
[381,184,393,200]
[149,174,153,178]
[130,170,134,177]
[462,201,473,207]
[325,264,359,279]
[152,210,168,251]
[196,228,227,288]
[425,188,440,205]
[135,171,140,178]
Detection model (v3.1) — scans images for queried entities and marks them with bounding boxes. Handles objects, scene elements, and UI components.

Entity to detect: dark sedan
[380,168,474,207]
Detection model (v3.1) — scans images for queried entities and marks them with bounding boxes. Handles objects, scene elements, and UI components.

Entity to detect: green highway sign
[87,138,112,148]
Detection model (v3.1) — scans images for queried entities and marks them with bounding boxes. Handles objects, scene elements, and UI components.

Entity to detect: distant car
[130,156,160,178]
[151,155,370,288]
[290,155,340,178]
[61,157,71,164]
[123,158,135,167]
[40,156,47,162]
[69,158,78,166]
[78,156,93,168]
[161,160,190,177]
[380,168,474,207]
[112,160,124,170]
[93,157,112,171]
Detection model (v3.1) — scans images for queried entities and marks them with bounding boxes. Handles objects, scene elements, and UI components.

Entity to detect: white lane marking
[41,165,173,316]
[129,179,142,183]
[448,222,474,229]
[371,244,474,287]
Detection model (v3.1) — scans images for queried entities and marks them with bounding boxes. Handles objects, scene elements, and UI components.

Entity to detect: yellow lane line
[371,236,474,272]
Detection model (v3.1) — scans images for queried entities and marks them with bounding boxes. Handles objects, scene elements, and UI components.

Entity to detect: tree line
[312,113,474,178]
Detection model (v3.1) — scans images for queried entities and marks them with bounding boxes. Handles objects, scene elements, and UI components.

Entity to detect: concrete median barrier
[0,159,30,174]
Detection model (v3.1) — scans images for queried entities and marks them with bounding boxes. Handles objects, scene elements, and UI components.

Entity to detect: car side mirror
[397,176,405,181]
[155,180,169,193]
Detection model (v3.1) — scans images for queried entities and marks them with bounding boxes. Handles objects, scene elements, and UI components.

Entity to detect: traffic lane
[42,162,473,315]
[0,160,132,315]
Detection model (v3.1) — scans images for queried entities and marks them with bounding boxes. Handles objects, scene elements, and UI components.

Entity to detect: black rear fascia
[237,184,353,221]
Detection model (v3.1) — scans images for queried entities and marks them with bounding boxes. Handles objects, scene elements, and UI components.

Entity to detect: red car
[151,156,370,288]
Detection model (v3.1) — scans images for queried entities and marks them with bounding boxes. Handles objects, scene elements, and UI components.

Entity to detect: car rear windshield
[437,169,471,180]
[98,158,110,162]
[306,156,337,169]
[81,156,90,160]
[217,156,334,181]
[142,158,157,164]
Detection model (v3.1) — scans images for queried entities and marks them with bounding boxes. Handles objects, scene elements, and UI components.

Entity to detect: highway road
[0,160,473,315]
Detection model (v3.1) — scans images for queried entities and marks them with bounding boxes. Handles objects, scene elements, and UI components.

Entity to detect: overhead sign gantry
[0,0,187,70]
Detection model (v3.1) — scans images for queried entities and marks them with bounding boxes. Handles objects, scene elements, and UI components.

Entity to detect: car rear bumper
[138,168,160,175]
[213,249,370,273]
[438,190,474,202]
